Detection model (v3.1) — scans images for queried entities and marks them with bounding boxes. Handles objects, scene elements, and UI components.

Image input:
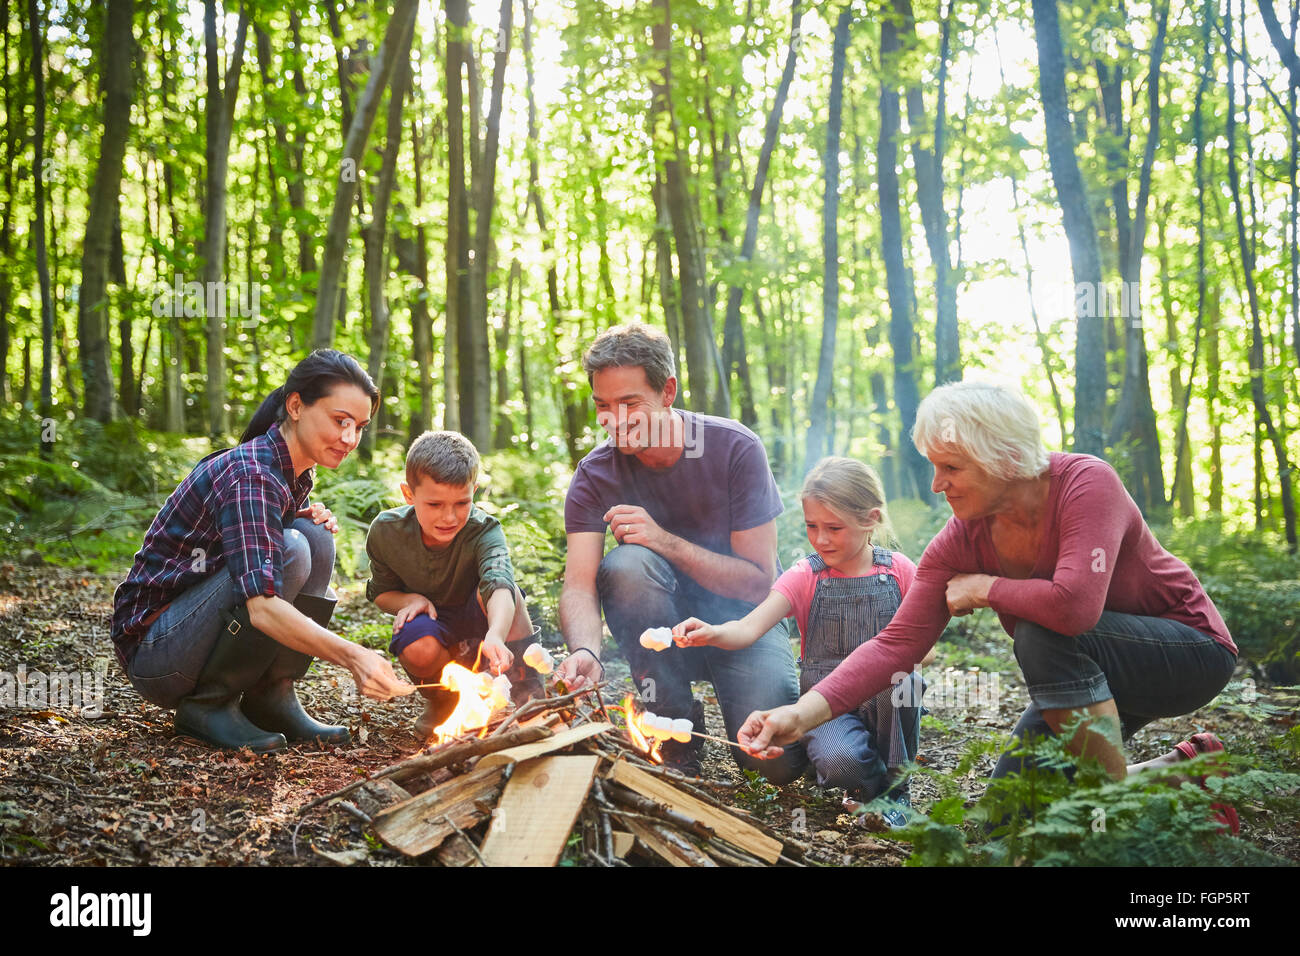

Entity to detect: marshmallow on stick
[639,627,673,652]
[488,674,512,711]
[522,642,554,674]
[670,718,693,743]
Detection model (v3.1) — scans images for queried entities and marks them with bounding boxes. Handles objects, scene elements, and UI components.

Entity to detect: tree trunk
[1259,0,1300,88]
[28,0,53,457]
[897,0,960,387]
[1172,3,1215,514]
[0,0,14,404]
[1031,0,1106,458]
[1207,288,1223,514]
[312,0,419,350]
[807,5,850,466]
[878,13,930,500]
[1227,0,1297,550]
[394,124,433,438]
[201,0,248,437]
[650,0,724,416]
[464,0,512,450]
[721,0,800,433]
[1103,2,1168,516]
[159,0,184,432]
[288,10,316,279]
[77,0,134,422]
[444,0,473,432]
[493,257,520,449]
[361,12,415,457]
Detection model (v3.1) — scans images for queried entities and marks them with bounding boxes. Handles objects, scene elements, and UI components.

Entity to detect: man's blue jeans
[126,518,335,709]
[597,544,807,784]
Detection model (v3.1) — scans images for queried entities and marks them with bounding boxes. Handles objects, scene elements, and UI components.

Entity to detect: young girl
[673,456,924,826]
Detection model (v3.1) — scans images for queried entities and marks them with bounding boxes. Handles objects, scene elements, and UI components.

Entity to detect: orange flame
[431,663,507,743]
[621,693,664,764]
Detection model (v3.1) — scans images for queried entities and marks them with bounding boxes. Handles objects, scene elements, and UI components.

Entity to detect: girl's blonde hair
[800,457,894,546]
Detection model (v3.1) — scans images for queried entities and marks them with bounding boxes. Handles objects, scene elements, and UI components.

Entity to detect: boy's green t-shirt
[365,504,517,609]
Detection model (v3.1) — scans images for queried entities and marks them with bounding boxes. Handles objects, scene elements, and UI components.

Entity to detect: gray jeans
[991,610,1237,778]
[597,544,807,784]
[126,518,335,708]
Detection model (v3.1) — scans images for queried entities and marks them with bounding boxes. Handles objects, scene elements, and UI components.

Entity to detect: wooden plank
[623,817,690,867]
[611,830,635,858]
[434,832,482,868]
[606,760,783,863]
[371,765,505,857]
[353,779,411,819]
[477,755,600,866]
[476,722,612,769]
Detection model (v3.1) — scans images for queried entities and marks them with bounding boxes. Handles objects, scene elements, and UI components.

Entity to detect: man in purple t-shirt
[556,323,805,782]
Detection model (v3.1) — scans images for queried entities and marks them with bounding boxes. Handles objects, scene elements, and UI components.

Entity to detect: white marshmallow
[670,718,693,743]
[489,674,512,710]
[522,643,554,674]
[639,627,673,651]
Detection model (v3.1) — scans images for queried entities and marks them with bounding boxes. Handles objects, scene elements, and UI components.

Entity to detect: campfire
[293,668,807,867]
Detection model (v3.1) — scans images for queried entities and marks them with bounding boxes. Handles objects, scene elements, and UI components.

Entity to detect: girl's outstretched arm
[672,591,793,651]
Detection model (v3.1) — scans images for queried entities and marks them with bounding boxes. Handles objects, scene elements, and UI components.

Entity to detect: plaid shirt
[111,422,313,668]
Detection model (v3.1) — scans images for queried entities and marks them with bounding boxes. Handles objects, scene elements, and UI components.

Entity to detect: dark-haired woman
[112,349,413,752]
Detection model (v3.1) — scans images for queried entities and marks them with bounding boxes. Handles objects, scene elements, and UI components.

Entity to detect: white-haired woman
[738,382,1239,827]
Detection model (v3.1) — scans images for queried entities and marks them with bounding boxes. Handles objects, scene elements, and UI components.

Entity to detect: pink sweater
[813,453,1236,718]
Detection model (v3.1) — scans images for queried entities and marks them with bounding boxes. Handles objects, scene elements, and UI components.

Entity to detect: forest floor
[1,561,1297,867]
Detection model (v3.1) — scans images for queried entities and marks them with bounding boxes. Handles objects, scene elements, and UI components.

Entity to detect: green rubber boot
[239,592,351,746]
[174,608,288,753]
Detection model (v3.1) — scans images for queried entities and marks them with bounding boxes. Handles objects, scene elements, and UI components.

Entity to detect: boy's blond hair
[405,431,480,489]
[800,457,894,545]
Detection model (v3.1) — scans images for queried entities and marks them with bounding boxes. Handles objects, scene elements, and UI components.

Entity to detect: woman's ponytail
[241,386,287,444]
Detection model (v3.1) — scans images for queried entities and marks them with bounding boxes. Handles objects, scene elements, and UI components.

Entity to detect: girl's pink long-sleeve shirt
[812,453,1236,718]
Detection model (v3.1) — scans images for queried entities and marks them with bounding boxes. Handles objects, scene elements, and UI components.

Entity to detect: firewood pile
[292,684,808,867]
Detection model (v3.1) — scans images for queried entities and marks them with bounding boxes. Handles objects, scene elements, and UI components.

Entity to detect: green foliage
[0,410,202,569]
[1156,518,1300,680]
[734,769,783,819]
[884,729,1300,867]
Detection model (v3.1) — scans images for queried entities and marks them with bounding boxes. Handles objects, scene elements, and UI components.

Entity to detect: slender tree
[312,0,419,350]
[1032,0,1106,457]
[1226,0,1297,550]
[28,0,53,457]
[879,5,930,499]
[201,0,248,437]
[807,5,850,465]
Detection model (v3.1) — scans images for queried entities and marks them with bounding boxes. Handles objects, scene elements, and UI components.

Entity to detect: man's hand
[480,634,513,676]
[555,650,602,691]
[672,617,717,647]
[393,595,436,633]
[297,501,339,534]
[347,647,415,701]
[945,573,995,617]
[736,704,805,759]
[604,504,669,553]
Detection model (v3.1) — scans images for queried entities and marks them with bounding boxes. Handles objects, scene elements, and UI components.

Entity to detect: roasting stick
[688,729,751,750]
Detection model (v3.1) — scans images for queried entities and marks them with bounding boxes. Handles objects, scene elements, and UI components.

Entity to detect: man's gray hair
[582,323,676,392]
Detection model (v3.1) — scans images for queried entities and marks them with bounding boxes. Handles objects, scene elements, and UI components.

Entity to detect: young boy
[366,430,536,736]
